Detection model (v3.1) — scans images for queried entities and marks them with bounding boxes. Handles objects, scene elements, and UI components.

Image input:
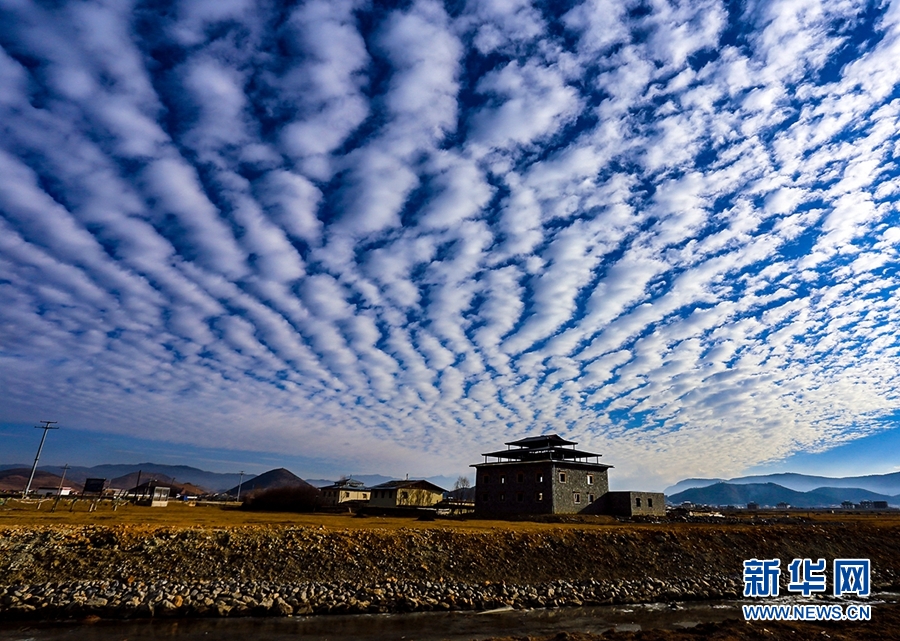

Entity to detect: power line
[236,471,245,502]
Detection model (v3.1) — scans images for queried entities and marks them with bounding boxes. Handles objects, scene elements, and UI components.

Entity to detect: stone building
[601,491,663,516]
[472,434,664,518]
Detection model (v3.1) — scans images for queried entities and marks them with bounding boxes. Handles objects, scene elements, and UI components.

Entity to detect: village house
[472,434,665,517]
[320,478,370,506]
[368,479,445,508]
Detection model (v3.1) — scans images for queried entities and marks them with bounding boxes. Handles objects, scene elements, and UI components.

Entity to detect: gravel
[0,575,743,620]
[3,521,899,621]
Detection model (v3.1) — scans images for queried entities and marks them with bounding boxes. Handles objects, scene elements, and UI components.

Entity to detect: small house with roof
[321,478,370,506]
[368,479,446,508]
[472,434,664,517]
[129,481,171,507]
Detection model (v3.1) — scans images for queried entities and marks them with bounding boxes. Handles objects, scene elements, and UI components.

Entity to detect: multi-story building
[472,434,664,517]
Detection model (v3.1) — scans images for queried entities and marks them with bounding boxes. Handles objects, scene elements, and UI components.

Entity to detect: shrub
[241,485,321,512]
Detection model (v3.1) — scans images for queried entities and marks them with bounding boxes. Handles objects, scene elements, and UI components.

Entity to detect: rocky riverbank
[1,575,741,620]
[2,520,899,620]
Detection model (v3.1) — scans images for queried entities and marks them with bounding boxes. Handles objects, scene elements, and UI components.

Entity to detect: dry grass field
[0,498,900,532]
[2,497,900,531]
[0,498,622,531]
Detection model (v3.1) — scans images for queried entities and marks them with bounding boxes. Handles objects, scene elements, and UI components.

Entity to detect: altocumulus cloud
[1,0,900,485]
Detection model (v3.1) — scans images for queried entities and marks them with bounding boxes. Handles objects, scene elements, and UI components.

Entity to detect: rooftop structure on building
[479,434,606,463]
[321,478,370,506]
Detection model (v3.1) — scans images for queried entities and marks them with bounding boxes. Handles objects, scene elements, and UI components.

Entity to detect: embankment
[1,520,898,619]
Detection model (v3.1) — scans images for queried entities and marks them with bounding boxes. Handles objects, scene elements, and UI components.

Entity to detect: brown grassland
[3,497,900,530]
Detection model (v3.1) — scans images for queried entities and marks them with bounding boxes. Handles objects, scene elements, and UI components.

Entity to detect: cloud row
[1,0,899,485]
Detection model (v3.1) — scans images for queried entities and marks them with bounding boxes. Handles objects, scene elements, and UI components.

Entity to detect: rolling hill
[223,468,317,497]
[0,468,81,493]
[665,471,900,496]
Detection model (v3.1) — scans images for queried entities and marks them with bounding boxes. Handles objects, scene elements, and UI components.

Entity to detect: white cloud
[3,0,900,485]
[469,60,581,153]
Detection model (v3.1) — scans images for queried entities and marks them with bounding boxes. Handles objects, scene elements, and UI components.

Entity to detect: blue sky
[2,0,900,491]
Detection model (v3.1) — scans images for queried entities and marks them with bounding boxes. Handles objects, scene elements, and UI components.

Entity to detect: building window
[535,473,544,483]
[484,474,490,483]
[587,474,593,485]
[559,472,567,483]
[500,475,506,484]
[516,492,524,502]
[499,492,505,502]
[482,493,489,502]
[574,493,581,504]
[589,494,594,503]
[517,472,524,483]
[536,492,543,501]
[400,491,408,500]
[635,497,642,508]
[648,498,653,508]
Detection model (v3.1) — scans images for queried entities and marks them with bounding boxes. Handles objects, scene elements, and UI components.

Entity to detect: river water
[0,600,741,641]
[4,595,895,641]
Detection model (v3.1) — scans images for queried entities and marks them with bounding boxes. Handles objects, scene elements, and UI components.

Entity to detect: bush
[241,485,321,512]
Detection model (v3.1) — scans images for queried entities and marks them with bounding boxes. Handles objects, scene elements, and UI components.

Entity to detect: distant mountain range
[1,467,211,496]
[0,463,254,493]
[0,462,461,496]
[665,471,900,496]
[668,482,900,508]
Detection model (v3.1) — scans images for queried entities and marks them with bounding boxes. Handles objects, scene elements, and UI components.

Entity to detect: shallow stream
[0,600,743,640]
[3,595,894,641]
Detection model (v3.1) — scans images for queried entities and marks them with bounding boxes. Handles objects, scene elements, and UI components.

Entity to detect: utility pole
[50,464,69,512]
[23,421,59,498]
[236,471,245,502]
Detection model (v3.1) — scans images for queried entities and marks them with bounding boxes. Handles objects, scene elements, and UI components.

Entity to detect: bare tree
[454,475,471,490]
